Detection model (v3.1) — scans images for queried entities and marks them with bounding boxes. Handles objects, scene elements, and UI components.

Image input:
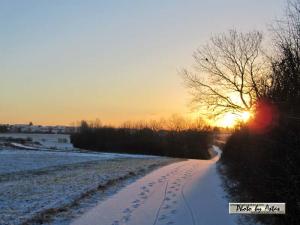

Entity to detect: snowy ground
[0,148,175,225]
[71,146,239,225]
[0,149,157,174]
[0,133,238,225]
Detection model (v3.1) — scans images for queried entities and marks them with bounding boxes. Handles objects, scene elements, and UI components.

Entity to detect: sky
[0,0,286,126]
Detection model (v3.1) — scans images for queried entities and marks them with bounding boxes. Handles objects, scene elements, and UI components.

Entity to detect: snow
[211,145,222,159]
[71,146,239,225]
[0,132,158,175]
[0,133,238,225]
[0,149,156,175]
[10,142,39,150]
[0,148,170,225]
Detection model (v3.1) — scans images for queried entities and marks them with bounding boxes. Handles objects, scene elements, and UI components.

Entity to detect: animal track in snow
[159,214,167,220]
[132,203,140,208]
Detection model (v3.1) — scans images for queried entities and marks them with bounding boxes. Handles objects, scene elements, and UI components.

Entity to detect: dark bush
[220,120,300,225]
[71,124,212,159]
[0,125,8,133]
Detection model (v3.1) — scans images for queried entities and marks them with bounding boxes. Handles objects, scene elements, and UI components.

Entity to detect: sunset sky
[0,0,285,126]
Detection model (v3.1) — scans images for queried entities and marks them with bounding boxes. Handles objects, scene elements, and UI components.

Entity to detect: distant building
[8,124,76,134]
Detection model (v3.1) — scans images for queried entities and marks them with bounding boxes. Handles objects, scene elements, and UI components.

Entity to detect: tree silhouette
[183,30,271,118]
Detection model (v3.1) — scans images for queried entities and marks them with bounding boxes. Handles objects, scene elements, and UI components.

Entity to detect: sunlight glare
[219,113,237,128]
[216,111,252,128]
[241,111,251,122]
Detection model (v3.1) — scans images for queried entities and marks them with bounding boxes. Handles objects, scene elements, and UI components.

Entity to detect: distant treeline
[71,120,213,159]
[0,125,8,133]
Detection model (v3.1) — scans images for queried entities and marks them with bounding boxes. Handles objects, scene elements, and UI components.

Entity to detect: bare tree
[271,0,300,111]
[166,114,189,131]
[148,118,167,131]
[183,30,271,118]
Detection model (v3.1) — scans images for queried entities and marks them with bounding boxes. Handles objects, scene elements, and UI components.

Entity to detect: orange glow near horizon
[0,1,285,128]
[214,111,253,128]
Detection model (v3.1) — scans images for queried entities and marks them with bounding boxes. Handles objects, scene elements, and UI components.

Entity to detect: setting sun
[217,113,237,128]
[215,111,252,128]
[241,111,251,122]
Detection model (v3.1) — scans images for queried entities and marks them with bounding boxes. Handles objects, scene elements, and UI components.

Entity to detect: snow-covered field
[71,146,239,225]
[0,147,175,225]
[0,149,158,174]
[0,133,236,225]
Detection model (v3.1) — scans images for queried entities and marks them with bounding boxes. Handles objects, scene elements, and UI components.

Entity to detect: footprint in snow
[148,182,155,187]
[132,203,140,208]
[123,208,132,213]
[171,209,177,214]
[163,204,170,209]
[122,215,131,222]
[141,195,148,199]
[159,215,167,220]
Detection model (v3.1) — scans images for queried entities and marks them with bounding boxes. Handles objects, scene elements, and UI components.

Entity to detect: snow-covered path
[71,147,237,225]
